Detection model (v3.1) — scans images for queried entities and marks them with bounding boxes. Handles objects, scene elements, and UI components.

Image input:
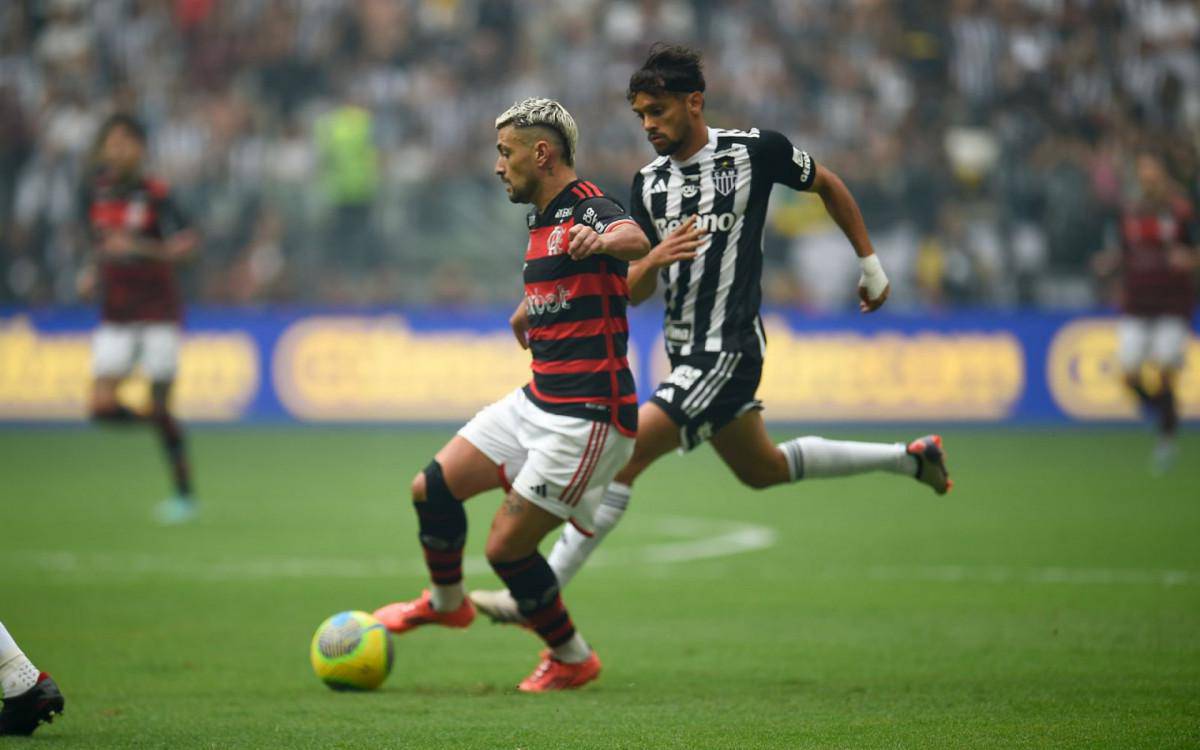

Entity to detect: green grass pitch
[1,426,1197,749]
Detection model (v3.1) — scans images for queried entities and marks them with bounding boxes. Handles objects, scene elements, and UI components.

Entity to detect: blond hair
[495,98,578,166]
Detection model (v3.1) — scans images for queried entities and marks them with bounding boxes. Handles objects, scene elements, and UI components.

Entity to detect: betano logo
[655,213,738,236]
[1047,318,1200,419]
[0,317,258,420]
[649,317,1025,420]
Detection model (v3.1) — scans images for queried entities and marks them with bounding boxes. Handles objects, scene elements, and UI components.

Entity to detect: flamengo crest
[547,224,567,255]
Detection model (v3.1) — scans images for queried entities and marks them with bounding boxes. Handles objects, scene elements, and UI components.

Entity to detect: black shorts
[649,351,763,451]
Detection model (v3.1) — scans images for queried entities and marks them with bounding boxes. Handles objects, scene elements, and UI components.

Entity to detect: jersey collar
[669,127,718,168]
[528,179,590,228]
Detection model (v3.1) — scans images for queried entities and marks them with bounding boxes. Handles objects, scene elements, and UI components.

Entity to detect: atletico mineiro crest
[713,156,737,196]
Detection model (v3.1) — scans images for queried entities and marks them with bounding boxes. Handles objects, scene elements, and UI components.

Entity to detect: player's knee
[484,532,522,565]
[410,471,427,503]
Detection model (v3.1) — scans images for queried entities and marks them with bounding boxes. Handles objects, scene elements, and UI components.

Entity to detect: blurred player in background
[1093,152,1198,474]
[472,44,952,623]
[0,621,64,736]
[78,114,200,524]
[372,98,649,691]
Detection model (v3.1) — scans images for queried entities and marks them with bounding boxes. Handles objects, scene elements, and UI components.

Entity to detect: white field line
[5,517,1198,587]
[4,515,778,583]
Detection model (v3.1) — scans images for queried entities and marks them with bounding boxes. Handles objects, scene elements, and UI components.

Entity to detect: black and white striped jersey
[629,127,817,358]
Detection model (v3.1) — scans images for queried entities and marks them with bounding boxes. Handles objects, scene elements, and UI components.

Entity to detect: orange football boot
[373,589,475,634]
[517,649,602,693]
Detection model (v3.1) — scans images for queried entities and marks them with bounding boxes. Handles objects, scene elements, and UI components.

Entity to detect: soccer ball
[310,611,393,691]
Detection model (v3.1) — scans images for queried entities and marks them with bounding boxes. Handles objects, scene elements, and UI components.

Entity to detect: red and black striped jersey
[522,179,641,436]
[81,169,191,323]
[1118,196,1196,318]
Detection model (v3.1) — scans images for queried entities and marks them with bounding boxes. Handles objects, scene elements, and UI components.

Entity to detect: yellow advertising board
[0,317,259,421]
[274,316,537,421]
[648,316,1025,421]
[1046,318,1200,419]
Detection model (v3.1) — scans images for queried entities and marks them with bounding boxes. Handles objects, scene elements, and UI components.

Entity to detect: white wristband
[858,254,888,299]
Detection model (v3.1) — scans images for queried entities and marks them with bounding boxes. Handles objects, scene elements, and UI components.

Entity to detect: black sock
[490,552,576,648]
[1158,384,1179,437]
[415,460,467,587]
[152,411,192,497]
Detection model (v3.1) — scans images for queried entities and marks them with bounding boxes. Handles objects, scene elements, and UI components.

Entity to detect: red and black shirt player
[80,162,192,326]
[522,179,642,436]
[1115,187,1197,323]
[81,113,200,524]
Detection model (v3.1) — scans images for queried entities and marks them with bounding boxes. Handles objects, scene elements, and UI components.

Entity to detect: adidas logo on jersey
[655,386,676,403]
[649,176,668,194]
[529,483,548,498]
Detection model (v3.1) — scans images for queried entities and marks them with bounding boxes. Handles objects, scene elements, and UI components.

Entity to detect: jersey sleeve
[574,194,638,236]
[628,172,659,243]
[757,129,817,192]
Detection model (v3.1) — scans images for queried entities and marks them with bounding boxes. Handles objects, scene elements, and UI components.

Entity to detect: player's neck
[532,168,579,214]
[671,120,711,163]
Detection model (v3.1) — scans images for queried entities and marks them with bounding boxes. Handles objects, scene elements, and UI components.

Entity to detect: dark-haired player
[371,98,649,692]
[1093,152,1197,474]
[79,114,200,524]
[472,44,952,622]
[0,621,64,736]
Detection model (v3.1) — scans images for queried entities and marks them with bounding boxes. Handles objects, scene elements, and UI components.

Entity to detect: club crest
[713,156,737,196]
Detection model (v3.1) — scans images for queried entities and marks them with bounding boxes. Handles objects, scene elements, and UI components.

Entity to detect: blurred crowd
[1,0,1198,310]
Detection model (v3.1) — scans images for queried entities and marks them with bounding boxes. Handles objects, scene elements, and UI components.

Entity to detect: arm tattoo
[501,494,527,516]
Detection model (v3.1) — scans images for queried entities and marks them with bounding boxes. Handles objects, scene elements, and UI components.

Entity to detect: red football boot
[517,649,602,693]
[373,590,475,634]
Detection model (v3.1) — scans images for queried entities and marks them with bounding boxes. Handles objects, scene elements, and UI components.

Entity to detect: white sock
[548,482,631,587]
[551,632,591,664]
[778,436,917,481]
[0,623,39,698]
[429,583,464,612]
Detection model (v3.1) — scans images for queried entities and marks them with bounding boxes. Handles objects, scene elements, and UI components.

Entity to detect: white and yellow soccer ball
[310,611,393,691]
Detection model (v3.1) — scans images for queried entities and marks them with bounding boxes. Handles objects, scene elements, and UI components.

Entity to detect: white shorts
[91,323,181,382]
[458,388,634,535]
[1117,316,1191,373]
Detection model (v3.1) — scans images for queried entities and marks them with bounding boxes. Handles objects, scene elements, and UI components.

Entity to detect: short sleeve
[574,194,637,236]
[629,172,659,243]
[757,129,816,191]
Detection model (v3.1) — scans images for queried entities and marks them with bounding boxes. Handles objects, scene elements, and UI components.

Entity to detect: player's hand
[650,215,706,268]
[76,265,96,300]
[510,301,530,350]
[101,231,138,257]
[858,282,890,312]
[567,224,604,261]
[1167,245,1197,272]
[857,254,889,313]
[1090,249,1119,277]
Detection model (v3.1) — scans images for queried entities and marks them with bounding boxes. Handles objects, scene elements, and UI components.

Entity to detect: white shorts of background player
[91,322,181,382]
[459,387,634,535]
[1116,316,1191,374]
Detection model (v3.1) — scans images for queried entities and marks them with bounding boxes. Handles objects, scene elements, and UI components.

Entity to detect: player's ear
[687,91,704,115]
[534,139,552,169]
